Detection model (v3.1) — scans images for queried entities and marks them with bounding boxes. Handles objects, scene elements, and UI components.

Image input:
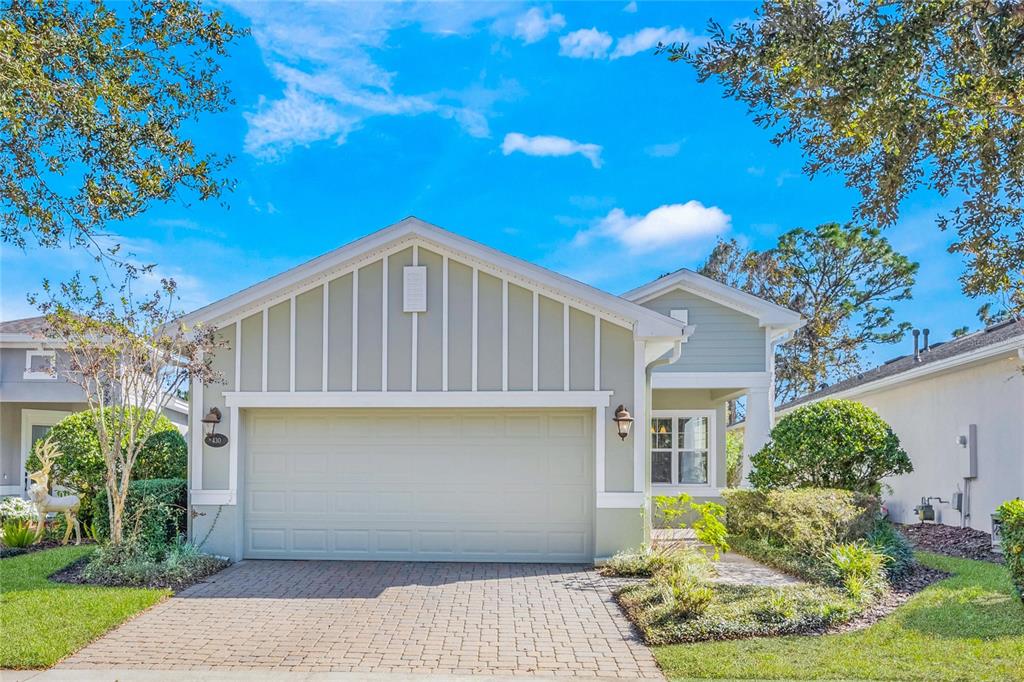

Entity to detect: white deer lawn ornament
[28,436,81,546]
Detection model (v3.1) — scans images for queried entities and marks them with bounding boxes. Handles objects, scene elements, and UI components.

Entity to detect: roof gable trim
[623,269,804,331]
[178,218,685,338]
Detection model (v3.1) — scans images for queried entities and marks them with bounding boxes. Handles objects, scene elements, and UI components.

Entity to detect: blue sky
[0,1,980,367]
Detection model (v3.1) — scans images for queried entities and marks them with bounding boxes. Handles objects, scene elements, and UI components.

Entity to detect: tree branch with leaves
[0,0,245,261]
[667,0,1024,320]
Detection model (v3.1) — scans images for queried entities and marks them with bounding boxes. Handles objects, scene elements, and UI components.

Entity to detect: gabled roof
[178,216,687,338]
[779,319,1024,412]
[621,268,804,336]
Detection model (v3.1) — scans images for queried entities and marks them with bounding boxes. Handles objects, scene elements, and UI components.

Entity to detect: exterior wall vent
[403,266,427,313]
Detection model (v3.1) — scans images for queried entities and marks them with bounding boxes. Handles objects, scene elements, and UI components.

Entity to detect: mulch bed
[897,522,1004,563]
[49,555,229,591]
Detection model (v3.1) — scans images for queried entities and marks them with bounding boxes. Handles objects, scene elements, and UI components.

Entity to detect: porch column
[742,386,772,486]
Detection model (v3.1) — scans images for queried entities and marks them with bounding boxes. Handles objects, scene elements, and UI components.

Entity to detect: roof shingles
[781,319,1024,411]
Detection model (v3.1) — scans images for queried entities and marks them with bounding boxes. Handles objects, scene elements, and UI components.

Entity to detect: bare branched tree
[33,274,224,544]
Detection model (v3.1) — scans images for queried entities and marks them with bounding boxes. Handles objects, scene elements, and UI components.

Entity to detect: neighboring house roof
[0,316,189,416]
[0,316,48,335]
[0,316,53,343]
[621,268,805,338]
[178,216,689,339]
[779,319,1024,414]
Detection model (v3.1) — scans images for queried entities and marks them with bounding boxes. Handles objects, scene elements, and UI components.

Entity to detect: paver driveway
[60,560,663,678]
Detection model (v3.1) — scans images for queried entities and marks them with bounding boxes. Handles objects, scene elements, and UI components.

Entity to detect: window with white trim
[23,350,56,380]
[651,410,713,486]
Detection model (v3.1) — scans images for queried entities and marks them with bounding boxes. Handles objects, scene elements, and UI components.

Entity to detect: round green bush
[25,407,187,524]
[750,399,912,494]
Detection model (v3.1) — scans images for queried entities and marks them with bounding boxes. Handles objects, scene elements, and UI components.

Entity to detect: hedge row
[94,478,187,552]
[997,499,1024,604]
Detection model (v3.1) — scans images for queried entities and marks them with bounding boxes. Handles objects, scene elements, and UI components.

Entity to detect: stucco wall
[852,355,1024,532]
[641,290,766,372]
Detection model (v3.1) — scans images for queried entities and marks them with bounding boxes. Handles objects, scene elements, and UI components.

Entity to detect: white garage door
[243,408,594,562]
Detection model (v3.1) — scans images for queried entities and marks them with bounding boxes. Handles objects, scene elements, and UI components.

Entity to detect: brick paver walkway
[59,560,663,678]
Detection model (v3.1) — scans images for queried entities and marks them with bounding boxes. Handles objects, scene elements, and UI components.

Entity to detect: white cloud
[746,166,765,176]
[228,2,521,160]
[245,87,360,159]
[501,133,603,168]
[611,26,696,59]
[513,7,566,44]
[623,1,638,13]
[559,28,613,59]
[573,202,730,253]
[645,141,682,158]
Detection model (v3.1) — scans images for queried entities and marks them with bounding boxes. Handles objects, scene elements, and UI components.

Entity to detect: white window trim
[18,409,71,495]
[650,409,717,492]
[23,350,57,380]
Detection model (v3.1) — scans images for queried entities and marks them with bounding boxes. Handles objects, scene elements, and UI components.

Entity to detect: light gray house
[0,316,189,497]
[182,218,803,562]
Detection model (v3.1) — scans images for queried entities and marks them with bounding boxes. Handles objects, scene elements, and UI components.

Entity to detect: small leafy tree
[35,274,223,544]
[654,493,730,559]
[750,399,912,494]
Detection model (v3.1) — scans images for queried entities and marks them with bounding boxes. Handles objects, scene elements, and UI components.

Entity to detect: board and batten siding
[192,244,636,495]
[641,289,766,372]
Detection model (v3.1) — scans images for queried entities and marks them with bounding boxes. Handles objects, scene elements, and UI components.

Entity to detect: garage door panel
[244,409,594,562]
[549,414,588,437]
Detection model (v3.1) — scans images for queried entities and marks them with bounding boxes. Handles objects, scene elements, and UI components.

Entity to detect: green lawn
[655,552,1024,681]
[0,545,169,669]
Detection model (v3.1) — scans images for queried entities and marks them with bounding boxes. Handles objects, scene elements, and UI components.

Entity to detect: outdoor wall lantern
[612,405,634,441]
[201,407,228,448]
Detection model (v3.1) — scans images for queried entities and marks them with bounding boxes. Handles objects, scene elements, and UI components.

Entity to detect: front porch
[648,374,773,503]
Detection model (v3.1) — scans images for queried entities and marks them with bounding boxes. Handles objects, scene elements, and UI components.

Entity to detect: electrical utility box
[960,424,978,479]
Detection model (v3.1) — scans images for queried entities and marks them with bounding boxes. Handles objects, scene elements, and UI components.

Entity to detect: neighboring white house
[0,316,190,497]
[770,320,1024,534]
[180,217,803,563]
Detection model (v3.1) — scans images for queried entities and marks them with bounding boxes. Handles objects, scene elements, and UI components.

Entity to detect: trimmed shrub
[25,407,187,525]
[94,478,187,554]
[750,399,912,495]
[995,498,1024,603]
[867,521,915,580]
[722,488,879,559]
